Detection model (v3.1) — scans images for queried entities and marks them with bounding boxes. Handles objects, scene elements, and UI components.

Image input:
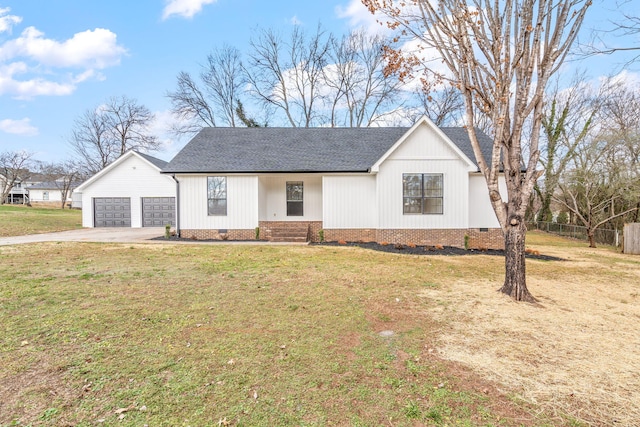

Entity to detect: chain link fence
[527,221,620,247]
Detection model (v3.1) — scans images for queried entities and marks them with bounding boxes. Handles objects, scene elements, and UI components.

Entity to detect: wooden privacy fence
[623,223,640,255]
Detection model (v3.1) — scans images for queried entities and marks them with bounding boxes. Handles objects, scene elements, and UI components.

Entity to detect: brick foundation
[180,229,256,241]
[326,228,504,250]
[180,225,504,249]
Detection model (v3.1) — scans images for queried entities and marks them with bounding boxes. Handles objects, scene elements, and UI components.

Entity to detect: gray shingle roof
[136,151,168,169]
[162,126,493,174]
[26,181,82,190]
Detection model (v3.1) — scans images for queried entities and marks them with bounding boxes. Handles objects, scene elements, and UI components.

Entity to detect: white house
[26,181,80,206]
[160,116,505,249]
[75,151,176,228]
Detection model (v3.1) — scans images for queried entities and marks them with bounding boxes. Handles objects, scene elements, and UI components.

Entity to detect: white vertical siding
[323,175,376,228]
[376,122,473,229]
[80,155,175,227]
[468,174,506,228]
[177,174,258,229]
[259,175,322,221]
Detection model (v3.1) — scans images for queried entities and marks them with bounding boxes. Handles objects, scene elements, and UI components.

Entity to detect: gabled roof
[26,181,82,190]
[75,150,168,192]
[161,118,494,174]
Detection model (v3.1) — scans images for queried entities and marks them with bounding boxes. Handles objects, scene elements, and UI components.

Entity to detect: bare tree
[538,74,597,222]
[411,85,465,127]
[104,96,159,155]
[554,138,639,247]
[324,29,402,127]
[364,0,592,301]
[70,96,158,175]
[69,108,114,175]
[0,150,34,205]
[39,160,84,209]
[167,46,247,133]
[246,25,331,127]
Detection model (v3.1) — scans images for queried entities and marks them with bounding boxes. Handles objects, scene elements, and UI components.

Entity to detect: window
[403,173,443,214]
[43,191,49,201]
[286,181,303,216]
[207,177,227,215]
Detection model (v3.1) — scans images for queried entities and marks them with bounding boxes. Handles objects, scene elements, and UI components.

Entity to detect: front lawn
[1,233,637,426]
[0,205,82,237]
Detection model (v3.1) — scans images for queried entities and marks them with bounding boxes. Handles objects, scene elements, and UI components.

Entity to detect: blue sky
[0,0,637,163]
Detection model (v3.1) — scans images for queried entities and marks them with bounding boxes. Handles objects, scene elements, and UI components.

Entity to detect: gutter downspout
[170,174,181,237]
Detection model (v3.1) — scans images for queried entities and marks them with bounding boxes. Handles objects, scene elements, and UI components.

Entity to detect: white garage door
[94,197,131,227]
[142,197,176,227]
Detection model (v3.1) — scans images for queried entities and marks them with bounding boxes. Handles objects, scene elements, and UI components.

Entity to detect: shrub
[164,224,171,239]
[435,244,444,250]
[464,234,470,250]
[318,229,324,242]
[338,240,347,245]
[255,227,260,240]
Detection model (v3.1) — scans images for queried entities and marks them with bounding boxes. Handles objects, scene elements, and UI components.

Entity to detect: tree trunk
[499,220,536,302]
[588,230,596,248]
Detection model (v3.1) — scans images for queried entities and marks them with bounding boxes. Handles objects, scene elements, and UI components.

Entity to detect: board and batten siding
[376,122,475,229]
[322,175,376,228]
[258,175,322,222]
[177,175,258,230]
[80,154,175,228]
[468,174,505,229]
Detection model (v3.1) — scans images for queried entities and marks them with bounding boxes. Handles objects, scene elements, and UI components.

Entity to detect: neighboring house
[1,174,43,204]
[26,181,81,206]
[161,116,506,249]
[75,151,176,227]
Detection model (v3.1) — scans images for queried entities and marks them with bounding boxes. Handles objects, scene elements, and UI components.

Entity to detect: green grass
[0,242,549,426]
[0,205,82,237]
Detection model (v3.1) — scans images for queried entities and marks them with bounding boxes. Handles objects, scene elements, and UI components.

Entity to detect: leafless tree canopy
[0,150,34,205]
[246,25,331,127]
[39,160,85,209]
[69,96,158,175]
[364,0,592,301]
[167,25,420,130]
[167,46,246,133]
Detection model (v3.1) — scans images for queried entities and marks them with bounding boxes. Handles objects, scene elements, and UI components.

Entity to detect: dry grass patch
[421,231,640,426]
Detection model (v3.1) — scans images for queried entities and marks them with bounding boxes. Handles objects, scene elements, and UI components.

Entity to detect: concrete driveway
[0,227,166,246]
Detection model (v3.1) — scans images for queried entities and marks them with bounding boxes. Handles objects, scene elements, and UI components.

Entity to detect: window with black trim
[286,181,303,216]
[207,176,227,215]
[403,173,443,214]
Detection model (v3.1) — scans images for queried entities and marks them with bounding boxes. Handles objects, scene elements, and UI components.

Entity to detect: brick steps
[268,224,309,242]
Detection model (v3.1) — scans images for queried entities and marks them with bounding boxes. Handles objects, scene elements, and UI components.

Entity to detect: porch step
[268,224,309,242]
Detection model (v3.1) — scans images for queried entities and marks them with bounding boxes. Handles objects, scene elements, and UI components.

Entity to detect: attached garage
[142,197,175,227]
[94,197,131,227]
[75,151,176,228]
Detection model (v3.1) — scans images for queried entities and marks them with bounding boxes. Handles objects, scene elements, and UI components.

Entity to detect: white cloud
[0,17,126,99]
[148,109,190,158]
[290,15,303,26]
[0,117,38,136]
[335,0,385,35]
[162,0,218,20]
[0,27,126,69]
[0,7,21,33]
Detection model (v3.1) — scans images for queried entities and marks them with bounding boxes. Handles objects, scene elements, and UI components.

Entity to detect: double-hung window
[403,173,443,214]
[286,181,303,216]
[207,176,227,216]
